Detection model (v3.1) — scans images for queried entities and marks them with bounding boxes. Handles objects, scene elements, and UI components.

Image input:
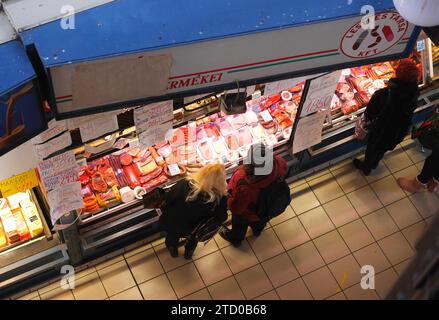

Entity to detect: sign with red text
[47,182,82,225]
[300,71,342,117]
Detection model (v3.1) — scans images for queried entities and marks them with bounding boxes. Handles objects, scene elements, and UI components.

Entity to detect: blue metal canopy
[0,40,36,96]
[21,0,396,67]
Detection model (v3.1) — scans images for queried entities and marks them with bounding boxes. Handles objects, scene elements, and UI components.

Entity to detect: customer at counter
[353,59,420,176]
[159,163,228,259]
[220,143,288,247]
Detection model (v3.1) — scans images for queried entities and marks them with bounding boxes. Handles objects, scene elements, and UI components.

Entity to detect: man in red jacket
[219,143,288,247]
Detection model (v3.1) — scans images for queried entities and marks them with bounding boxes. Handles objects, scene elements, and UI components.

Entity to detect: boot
[353,159,371,176]
[397,177,426,193]
[219,227,242,248]
[427,178,439,193]
[167,246,179,258]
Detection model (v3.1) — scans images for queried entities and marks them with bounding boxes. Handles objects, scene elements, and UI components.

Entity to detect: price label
[260,110,273,122]
[156,156,164,163]
[167,164,181,176]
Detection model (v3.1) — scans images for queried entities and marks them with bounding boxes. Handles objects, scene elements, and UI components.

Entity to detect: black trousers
[228,214,266,243]
[418,149,439,184]
[165,232,197,252]
[363,141,387,172]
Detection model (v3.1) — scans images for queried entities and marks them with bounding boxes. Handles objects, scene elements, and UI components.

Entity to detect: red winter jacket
[227,155,288,222]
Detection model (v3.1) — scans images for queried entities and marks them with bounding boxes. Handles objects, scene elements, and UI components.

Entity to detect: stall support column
[59,212,83,266]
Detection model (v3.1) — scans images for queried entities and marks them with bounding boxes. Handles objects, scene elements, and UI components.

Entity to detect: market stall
[0,39,68,297]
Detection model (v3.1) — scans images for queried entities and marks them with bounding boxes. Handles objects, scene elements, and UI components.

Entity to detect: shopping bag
[354,113,370,140]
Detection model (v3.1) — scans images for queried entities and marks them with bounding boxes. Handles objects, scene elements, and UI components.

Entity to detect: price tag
[156,156,164,163]
[260,110,273,122]
[167,164,181,176]
[417,40,425,52]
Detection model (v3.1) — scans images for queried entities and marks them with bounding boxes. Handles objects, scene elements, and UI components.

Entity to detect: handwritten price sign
[37,151,79,191]
[0,169,40,197]
[134,100,173,132]
[301,71,342,117]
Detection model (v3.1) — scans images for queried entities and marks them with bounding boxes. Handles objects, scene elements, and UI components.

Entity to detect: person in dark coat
[353,59,420,175]
[160,163,228,259]
[397,109,439,193]
[220,143,288,247]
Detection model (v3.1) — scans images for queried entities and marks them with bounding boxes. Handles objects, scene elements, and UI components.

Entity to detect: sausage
[123,165,141,189]
[142,174,168,190]
[139,167,163,184]
[149,146,166,166]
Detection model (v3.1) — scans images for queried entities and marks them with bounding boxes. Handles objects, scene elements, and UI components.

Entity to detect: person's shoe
[167,246,179,258]
[397,177,426,193]
[427,178,439,193]
[353,158,371,176]
[184,247,195,260]
[219,228,242,247]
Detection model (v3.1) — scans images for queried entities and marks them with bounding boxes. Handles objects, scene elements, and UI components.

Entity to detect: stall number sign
[340,11,408,59]
[0,169,39,197]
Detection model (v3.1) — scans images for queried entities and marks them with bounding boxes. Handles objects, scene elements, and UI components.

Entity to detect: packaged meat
[81,185,94,198]
[218,120,234,136]
[83,196,99,212]
[264,134,278,147]
[142,174,169,191]
[123,165,141,189]
[0,221,7,248]
[11,205,31,241]
[198,141,216,161]
[120,187,136,203]
[138,159,159,176]
[128,148,140,157]
[203,123,220,138]
[250,124,267,140]
[97,186,121,206]
[228,115,247,130]
[149,147,166,166]
[225,135,239,150]
[139,167,163,184]
[20,199,44,237]
[101,166,118,187]
[157,144,173,158]
[244,111,259,124]
[281,91,292,101]
[237,127,253,147]
[120,153,133,166]
[212,138,228,156]
[91,172,108,193]
[0,208,20,244]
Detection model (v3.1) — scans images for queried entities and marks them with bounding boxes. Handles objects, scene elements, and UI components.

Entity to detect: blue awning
[0,40,36,96]
[20,0,397,67]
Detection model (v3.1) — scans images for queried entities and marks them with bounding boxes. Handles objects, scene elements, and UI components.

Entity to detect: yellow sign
[0,169,40,198]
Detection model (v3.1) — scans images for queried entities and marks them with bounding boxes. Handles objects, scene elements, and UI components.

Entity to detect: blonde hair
[186,163,227,204]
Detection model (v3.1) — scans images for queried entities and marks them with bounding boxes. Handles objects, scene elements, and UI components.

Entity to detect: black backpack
[257,178,291,222]
[412,107,439,151]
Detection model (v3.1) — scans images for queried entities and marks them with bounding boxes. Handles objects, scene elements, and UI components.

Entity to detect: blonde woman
[159,163,228,259]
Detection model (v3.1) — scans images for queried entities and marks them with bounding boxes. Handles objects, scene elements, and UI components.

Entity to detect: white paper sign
[37,151,79,191]
[301,71,342,117]
[167,164,181,176]
[47,182,83,225]
[293,111,327,154]
[33,131,72,161]
[79,114,119,142]
[32,119,68,144]
[138,122,171,149]
[134,100,173,133]
[263,76,313,96]
[260,110,273,122]
[67,110,120,130]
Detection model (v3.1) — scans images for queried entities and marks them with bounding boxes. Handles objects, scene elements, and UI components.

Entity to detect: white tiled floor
[12,141,438,300]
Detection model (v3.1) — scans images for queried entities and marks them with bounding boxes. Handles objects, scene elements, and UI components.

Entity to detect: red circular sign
[340,11,409,59]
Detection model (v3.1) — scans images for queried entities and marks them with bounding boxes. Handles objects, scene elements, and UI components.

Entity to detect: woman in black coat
[159,163,228,259]
[353,59,420,175]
